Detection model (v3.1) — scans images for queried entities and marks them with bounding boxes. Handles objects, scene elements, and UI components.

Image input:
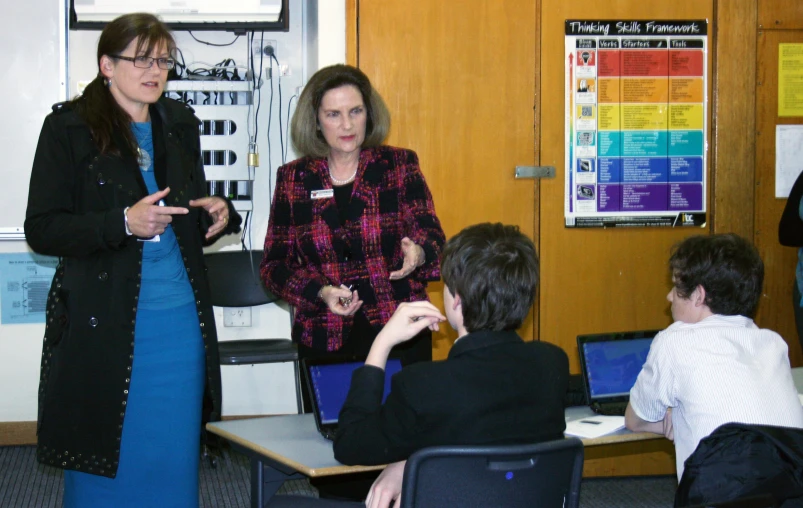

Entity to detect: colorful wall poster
[565,20,708,228]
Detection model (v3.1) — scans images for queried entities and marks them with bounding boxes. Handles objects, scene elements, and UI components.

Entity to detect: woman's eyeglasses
[112,55,176,71]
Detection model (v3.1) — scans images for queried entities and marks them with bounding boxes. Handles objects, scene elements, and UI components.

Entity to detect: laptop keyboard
[593,402,628,416]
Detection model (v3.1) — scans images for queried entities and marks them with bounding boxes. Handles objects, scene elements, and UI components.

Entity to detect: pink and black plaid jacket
[260,146,445,352]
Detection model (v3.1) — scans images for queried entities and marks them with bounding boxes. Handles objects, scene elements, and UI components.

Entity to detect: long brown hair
[73,13,175,156]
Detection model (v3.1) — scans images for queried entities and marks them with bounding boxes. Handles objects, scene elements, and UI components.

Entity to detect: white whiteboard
[0,0,66,235]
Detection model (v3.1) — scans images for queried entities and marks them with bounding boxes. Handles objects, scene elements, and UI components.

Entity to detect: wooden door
[356,0,714,477]
[357,0,712,365]
[356,1,539,358]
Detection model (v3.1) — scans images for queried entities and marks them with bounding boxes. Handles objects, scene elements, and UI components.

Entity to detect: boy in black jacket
[333,223,569,508]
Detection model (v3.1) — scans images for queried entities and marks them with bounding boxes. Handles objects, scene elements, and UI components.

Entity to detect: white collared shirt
[629,314,803,480]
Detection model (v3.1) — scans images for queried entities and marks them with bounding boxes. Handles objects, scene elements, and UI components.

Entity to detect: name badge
[311,189,334,200]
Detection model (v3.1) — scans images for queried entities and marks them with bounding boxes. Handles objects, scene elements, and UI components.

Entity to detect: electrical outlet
[279,64,291,77]
[251,38,277,60]
[223,307,252,327]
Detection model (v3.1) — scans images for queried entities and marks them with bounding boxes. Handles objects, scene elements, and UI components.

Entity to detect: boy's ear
[452,292,461,311]
[692,285,707,306]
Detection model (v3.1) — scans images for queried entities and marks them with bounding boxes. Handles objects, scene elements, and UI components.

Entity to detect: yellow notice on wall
[779,44,803,117]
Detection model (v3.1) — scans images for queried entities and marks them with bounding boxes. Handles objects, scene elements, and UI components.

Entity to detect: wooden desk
[208,408,662,508]
[208,414,382,508]
[208,367,803,507]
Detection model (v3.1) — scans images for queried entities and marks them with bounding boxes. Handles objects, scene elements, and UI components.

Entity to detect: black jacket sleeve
[332,366,422,466]
[779,170,803,247]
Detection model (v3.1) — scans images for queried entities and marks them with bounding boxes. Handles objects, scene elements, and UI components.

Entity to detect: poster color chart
[564,20,708,228]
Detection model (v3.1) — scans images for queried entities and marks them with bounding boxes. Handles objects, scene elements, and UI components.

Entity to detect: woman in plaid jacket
[261,64,445,364]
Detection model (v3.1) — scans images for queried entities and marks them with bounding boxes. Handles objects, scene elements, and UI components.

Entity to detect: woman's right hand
[126,187,189,237]
[320,284,363,316]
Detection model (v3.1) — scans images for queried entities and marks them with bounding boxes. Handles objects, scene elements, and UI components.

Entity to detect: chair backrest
[400,438,584,508]
[204,250,279,308]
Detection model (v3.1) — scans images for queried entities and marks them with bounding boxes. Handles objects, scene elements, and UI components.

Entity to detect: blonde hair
[291,64,390,158]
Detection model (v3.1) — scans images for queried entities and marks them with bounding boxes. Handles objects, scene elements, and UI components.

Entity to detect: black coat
[676,423,803,507]
[779,170,803,247]
[333,330,569,466]
[25,97,241,478]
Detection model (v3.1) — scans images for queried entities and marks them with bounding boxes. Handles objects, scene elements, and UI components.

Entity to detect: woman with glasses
[25,13,241,507]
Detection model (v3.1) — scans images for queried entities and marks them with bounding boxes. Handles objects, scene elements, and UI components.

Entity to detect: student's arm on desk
[625,404,674,441]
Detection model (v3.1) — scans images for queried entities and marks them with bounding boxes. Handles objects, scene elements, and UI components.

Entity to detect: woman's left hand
[189,196,230,239]
[389,237,425,280]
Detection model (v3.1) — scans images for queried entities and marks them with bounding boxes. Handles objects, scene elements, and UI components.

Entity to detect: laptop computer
[577,329,659,416]
[302,355,403,440]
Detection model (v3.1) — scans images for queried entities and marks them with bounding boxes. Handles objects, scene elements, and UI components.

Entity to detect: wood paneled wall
[711,1,756,238]
[753,1,803,366]
[346,0,794,478]
[355,1,540,357]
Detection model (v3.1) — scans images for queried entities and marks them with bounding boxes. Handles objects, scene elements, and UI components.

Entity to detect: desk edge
[206,422,385,477]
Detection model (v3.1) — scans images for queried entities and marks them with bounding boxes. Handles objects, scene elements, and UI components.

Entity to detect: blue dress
[64,123,205,507]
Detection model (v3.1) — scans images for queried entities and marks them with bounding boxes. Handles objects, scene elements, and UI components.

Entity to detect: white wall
[0,0,346,422]
[317,0,347,67]
[0,0,67,423]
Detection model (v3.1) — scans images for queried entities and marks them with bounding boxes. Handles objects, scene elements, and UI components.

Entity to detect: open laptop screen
[310,359,403,424]
[581,335,655,400]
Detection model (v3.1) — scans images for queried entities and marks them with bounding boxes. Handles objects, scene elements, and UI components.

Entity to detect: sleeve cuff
[103,208,129,247]
[628,389,662,423]
[304,280,326,306]
[420,239,437,264]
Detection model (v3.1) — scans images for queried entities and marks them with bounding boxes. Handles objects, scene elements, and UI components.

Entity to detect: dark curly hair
[669,234,764,318]
[441,223,539,332]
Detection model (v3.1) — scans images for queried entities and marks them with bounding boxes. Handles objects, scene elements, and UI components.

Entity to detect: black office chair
[204,249,302,414]
[400,438,584,508]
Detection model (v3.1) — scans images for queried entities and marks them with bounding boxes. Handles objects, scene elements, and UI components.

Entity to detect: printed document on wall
[0,252,57,325]
[779,44,803,117]
[776,125,803,198]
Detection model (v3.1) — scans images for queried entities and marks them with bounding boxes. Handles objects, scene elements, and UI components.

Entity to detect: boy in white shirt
[625,233,803,481]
